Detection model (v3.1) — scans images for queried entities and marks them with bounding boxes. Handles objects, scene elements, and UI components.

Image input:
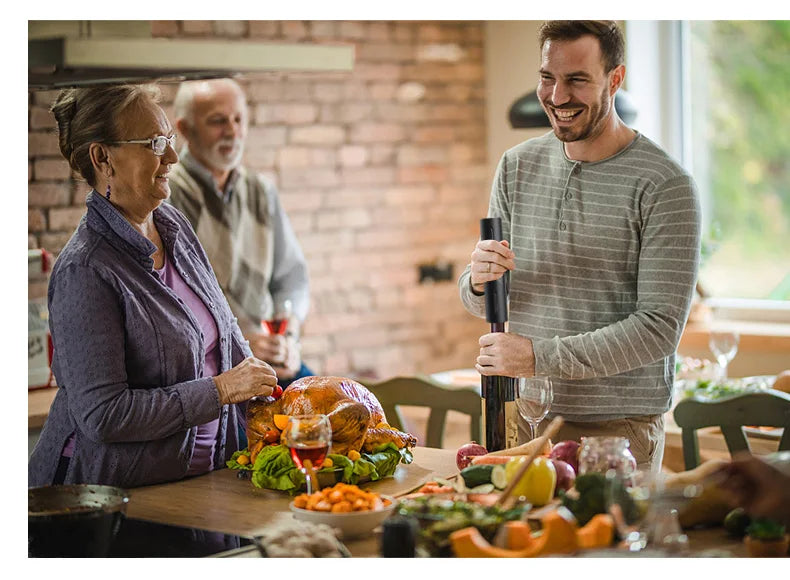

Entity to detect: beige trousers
[526,414,665,476]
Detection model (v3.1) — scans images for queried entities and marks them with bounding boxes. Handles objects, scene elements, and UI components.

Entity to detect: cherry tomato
[263,429,280,444]
[271,385,284,400]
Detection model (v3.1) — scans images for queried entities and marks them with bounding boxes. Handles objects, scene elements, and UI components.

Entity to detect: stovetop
[107,516,254,557]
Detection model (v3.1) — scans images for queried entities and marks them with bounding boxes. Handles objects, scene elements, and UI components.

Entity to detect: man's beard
[202,138,244,172]
[548,86,611,143]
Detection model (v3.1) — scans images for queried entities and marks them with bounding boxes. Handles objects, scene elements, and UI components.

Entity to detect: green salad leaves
[227,443,413,494]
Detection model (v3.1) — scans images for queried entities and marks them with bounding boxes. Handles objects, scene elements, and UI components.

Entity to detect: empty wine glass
[282,414,332,494]
[709,331,739,379]
[515,376,553,441]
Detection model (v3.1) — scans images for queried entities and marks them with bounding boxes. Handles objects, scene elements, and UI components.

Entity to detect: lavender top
[155,253,220,476]
[28,191,252,488]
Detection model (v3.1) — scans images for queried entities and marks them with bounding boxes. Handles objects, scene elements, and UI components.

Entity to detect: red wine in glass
[262,299,292,336]
[283,414,332,494]
[289,444,329,470]
[262,318,289,335]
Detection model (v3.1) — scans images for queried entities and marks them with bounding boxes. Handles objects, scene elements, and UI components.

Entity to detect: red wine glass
[283,414,332,494]
[261,299,292,336]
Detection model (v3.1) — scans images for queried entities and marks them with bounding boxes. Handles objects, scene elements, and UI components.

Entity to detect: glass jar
[578,436,637,482]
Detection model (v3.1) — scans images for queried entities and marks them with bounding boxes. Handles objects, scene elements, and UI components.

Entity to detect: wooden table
[126,446,749,558]
[126,446,456,557]
[28,387,57,429]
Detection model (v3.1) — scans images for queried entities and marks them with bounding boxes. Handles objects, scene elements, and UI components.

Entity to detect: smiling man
[167,79,313,392]
[458,21,701,474]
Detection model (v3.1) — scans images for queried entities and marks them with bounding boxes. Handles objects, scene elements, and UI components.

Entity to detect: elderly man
[459,21,701,475]
[168,78,312,388]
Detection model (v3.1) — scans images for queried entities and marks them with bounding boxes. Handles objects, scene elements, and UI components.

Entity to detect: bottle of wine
[480,217,518,452]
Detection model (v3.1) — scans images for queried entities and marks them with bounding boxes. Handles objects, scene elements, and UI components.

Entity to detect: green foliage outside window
[690,21,790,300]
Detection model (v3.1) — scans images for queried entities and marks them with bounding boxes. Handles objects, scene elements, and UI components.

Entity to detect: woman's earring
[105,184,111,200]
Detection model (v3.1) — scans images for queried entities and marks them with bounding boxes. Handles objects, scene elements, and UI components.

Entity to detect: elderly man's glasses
[108,135,176,156]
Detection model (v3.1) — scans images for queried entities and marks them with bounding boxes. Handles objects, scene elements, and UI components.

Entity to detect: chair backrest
[673,390,790,470]
[362,375,482,449]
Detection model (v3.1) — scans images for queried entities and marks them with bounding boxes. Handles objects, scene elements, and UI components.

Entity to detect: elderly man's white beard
[202,138,244,172]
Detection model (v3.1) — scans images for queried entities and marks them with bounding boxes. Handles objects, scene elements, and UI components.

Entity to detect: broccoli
[561,472,639,527]
[746,517,786,541]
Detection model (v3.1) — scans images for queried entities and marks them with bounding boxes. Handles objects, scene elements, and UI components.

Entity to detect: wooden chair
[672,390,790,470]
[361,375,482,449]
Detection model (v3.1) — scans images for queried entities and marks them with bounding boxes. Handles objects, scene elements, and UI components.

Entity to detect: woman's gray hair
[50,84,162,187]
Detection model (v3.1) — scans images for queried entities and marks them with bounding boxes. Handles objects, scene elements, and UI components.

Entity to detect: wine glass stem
[304,469,314,494]
[528,421,536,441]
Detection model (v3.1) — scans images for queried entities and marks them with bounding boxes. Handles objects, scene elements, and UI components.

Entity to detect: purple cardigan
[28,191,252,488]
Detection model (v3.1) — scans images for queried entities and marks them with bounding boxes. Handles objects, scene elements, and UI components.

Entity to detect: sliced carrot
[470,455,512,465]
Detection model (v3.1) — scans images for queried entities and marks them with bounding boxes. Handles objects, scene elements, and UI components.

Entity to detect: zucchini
[491,464,508,490]
[460,464,495,488]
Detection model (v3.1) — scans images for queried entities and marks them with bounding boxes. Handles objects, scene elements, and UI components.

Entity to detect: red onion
[550,459,576,494]
[456,442,488,470]
[549,440,581,473]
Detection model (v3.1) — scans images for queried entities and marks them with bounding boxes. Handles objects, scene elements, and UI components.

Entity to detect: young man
[459,21,701,474]
[168,78,312,388]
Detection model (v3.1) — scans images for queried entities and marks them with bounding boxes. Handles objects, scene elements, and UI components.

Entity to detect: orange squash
[450,510,578,558]
[576,513,615,549]
[450,509,615,558]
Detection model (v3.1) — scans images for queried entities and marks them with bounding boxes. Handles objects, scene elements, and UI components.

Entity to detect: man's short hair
[172,78,245,126]
[538,20,625,72]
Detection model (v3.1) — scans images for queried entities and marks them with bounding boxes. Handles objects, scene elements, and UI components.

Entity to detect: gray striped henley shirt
[459,131,701,421]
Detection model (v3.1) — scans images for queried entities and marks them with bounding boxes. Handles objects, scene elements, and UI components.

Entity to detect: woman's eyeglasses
[108,135,176,156]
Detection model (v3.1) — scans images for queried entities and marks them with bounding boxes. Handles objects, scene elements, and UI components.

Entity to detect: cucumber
[468,483,496,494]
[460,464,495,488]
[491,464,508,490]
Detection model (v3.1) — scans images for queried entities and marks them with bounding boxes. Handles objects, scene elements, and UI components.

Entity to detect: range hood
[29,20,355,90]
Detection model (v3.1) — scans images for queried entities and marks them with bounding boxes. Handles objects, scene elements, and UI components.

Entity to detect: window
[686,21,790,301]
[626,21,790,304]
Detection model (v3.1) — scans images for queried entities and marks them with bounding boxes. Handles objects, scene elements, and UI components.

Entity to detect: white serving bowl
[289,496,396,539]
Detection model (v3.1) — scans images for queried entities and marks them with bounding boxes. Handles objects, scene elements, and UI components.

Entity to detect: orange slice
[273,414,290,431]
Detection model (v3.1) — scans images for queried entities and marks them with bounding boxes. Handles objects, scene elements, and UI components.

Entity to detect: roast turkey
[246,376,418,457]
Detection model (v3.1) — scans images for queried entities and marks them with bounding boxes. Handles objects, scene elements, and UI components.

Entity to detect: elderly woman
[28,84,277,488]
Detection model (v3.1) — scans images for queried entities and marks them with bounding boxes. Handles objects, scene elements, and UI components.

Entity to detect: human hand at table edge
[469,239,515,294]
[214,356,277,405]
[476,332,536,377]
[715,453,790,526]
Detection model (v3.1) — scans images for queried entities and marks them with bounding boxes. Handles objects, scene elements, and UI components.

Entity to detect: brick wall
[27,20,492,380]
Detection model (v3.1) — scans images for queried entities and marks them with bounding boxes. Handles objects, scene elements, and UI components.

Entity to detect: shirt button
[566,192,573,200]
[573,165,581,175]
[560,222,567,231]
